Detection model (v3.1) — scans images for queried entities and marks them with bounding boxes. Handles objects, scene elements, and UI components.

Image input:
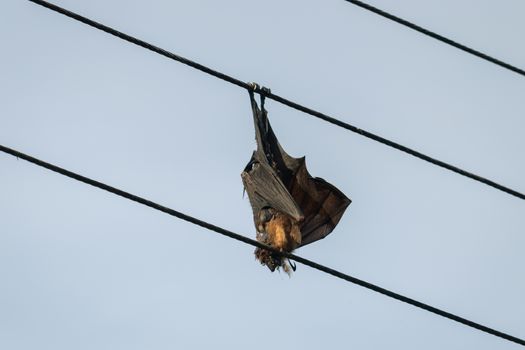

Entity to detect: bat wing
[242,91,303,225]
[288,159,351,247]
[242,153,303,227]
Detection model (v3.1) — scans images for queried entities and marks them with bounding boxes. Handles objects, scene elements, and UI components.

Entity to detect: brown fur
[265,212,301,252]
[254,208,301,272]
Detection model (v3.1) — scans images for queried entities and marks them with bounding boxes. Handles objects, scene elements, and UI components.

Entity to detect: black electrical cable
[27,0,525,201]
[1,143,524,346]
[342,0,525,77]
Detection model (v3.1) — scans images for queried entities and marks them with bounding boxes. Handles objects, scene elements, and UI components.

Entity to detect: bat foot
[247,82,271,95]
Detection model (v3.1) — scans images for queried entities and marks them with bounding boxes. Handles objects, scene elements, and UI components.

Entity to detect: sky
[1,0,524,349]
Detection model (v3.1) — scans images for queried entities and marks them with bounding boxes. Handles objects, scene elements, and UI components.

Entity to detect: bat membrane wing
[242,157,303,225]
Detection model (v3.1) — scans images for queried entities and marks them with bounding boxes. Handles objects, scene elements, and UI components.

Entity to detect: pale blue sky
[1,1,524,349]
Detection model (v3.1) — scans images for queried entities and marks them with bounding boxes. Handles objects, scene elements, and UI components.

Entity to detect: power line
[27,0,525,201]
[1,143,524,347]
[342,0,525,77]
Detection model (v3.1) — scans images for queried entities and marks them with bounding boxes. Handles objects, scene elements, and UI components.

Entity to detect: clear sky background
[1,1,524,349]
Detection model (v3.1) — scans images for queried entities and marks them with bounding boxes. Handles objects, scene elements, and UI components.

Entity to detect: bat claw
[261,86,271,95]
[247,82,271,95]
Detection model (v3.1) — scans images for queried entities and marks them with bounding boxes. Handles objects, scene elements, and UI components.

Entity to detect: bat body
[241,87,351,273]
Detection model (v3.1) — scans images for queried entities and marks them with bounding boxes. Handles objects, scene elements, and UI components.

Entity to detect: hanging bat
[241,85,351,274]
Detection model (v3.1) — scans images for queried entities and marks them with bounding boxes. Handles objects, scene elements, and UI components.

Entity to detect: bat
[241,85,351,273]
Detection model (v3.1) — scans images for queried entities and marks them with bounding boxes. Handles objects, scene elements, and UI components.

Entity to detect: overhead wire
[1,143,524,346]
[27,0,525,201]
[17,0,525,345]
[342,0,525,77]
